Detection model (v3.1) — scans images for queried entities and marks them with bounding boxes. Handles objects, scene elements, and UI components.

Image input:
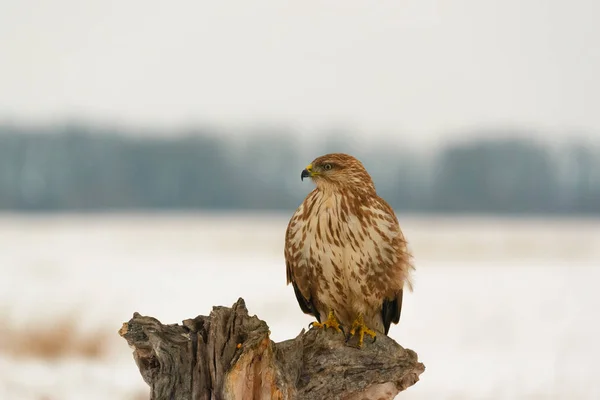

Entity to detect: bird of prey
[284,153,414,347]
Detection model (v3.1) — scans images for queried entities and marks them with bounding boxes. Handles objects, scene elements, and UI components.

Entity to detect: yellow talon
[310,311,343,333]
[348,314,376,348]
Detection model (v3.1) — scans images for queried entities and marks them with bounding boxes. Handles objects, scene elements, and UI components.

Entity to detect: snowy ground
[1,213,599,399]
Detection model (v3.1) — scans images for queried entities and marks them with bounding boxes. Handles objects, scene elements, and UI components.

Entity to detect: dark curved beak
[301,169,310,181]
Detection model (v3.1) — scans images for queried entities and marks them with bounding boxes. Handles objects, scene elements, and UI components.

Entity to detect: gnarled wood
[119,298,424,400]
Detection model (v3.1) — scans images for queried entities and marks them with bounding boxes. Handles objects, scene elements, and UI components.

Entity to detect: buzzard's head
[301,153,375,192]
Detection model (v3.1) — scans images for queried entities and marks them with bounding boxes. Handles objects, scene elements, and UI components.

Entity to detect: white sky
[1,0,599,145]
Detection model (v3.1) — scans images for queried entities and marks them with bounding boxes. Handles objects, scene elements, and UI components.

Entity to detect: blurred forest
[0,123,599,214]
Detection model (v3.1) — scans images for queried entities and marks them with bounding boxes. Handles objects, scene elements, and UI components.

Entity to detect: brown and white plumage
[284,153,414,338]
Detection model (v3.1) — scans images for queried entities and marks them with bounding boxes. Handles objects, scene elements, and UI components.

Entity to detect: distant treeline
[0,123,599,214]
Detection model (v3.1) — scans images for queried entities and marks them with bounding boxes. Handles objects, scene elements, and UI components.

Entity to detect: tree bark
[119,298,425,400]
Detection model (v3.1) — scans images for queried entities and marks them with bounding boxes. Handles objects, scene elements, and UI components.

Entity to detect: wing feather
[381,289,403,334]
[287,261,319,320]
[285,208,320,322]
[371,196,413,333]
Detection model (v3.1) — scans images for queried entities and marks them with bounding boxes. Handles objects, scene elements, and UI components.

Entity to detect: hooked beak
[301,164,314,181]
[301,169,310,181]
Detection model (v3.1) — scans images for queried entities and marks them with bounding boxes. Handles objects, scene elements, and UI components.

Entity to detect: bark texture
[119,298,424,400]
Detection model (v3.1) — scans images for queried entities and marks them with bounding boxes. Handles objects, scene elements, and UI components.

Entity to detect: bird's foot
[347,314,376,348]
[309,311,343,333]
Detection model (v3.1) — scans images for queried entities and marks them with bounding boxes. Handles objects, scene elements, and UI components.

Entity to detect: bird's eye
[323,163,332,170]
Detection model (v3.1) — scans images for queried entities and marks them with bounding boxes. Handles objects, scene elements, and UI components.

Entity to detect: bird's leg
[309,310,343,333]
[348,313,377,348]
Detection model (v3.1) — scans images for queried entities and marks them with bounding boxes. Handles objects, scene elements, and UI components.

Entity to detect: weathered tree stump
[119,298,424,400]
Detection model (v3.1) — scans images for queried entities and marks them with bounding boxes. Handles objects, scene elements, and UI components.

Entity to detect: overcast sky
[1,0,599,145]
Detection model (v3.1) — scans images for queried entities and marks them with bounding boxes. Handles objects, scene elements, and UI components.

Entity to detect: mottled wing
[370,197,413,334]
[285,201,320,321]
